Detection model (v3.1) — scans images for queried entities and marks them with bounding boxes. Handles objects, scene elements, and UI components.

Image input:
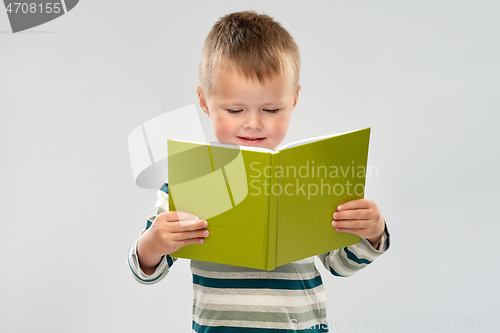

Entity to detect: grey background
[1,0,499,332]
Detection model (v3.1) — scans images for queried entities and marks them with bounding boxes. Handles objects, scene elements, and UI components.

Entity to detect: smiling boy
[128,11,390,332]
[196,64,298,150]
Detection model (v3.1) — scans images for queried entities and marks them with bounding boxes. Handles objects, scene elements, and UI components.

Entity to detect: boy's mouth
[238,136,266,144]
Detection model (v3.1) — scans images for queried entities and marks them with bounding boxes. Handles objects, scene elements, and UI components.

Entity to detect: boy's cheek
[213,120,238,142]
[272,119,290,137]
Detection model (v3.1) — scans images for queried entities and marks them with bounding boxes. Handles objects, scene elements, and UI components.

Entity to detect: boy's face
[196,68,300,151]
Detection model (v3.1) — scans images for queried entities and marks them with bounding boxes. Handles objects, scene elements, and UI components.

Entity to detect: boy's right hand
[137,211,208,274]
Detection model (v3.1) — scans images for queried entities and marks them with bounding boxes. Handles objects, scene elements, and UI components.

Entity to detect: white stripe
[194,287,327,307]
[324,250,357,277]
[194,300,327,313]
[128,237,170,284]
[155,190,169,213]
[348,244,379,261]
[193,315,324,330]
[194,315,286,329]
[191,266,320,280]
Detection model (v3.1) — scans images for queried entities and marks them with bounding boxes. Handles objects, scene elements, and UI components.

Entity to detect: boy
[128,10,390,332]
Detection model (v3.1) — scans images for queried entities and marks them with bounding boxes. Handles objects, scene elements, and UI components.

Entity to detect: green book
[168,127,370,271]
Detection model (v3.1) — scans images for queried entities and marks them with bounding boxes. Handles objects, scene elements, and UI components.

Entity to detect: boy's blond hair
[199,10,301,97]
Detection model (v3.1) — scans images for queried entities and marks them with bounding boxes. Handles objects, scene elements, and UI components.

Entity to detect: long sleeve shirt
[128,183,390,332]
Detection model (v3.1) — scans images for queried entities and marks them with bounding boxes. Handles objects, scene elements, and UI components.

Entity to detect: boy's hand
[332,199,385,249]
[137,211,209,274]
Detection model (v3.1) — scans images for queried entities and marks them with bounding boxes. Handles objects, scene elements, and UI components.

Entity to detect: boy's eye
[226,109,279,114]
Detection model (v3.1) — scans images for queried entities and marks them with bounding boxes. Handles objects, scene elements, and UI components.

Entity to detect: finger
[180,218,205,227]
[337,199,373,211]
[333,209,371,221]
[162,211,200,222]
[178,219,208,231]
[173,229,210,241]
[332,219,365,229]
[165,220,207,233]
[179,237,206,248]
[334,227,368,236]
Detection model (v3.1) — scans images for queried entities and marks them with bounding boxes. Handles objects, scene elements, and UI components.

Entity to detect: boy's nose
[243,111,263,130]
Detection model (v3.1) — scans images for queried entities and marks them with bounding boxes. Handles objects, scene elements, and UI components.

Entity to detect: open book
[168,127,370,270]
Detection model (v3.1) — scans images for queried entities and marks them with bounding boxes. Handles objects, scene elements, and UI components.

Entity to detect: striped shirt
[128,183,390,332]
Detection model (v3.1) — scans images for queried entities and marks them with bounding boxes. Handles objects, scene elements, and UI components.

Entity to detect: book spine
[265,152,280,271]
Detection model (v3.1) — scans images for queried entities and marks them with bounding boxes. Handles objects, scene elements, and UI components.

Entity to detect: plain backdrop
[1,1,499,332]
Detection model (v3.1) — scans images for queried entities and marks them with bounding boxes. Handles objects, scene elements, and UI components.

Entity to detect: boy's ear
[196,86,210,116]
[293,85,301,108]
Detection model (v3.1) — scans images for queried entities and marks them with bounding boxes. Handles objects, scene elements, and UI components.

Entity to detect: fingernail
[333,213,337,219]
[202,221,208,227]
[337,205,342,211]
[332,221,337,227]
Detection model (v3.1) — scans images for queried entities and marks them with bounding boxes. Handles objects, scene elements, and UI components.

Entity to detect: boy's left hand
[332,199,385,249]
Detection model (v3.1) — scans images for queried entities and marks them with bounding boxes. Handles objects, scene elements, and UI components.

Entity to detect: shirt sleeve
[317,221,390,277]
[127,183,178,284]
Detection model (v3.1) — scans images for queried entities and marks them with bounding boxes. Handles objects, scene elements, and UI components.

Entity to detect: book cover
[168,127,370,270]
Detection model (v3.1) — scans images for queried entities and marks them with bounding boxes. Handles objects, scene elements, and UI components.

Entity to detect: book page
[275,128,369,266]
[170,140,275,153]
[211,142,275,153]
[276,130,356,152]
[168,141,273,269]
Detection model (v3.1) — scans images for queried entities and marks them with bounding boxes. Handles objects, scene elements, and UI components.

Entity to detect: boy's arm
[128,183,208,283]
[318,199,391,277]
[317,223,390,277]
[128,184,177,284]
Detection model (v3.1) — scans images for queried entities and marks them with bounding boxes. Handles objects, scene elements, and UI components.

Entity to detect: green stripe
[160,183,169,194]
[344,247,372,265]
[193,322,328,333]
[328,266,345,277]
[337,249,364,272]
[193,274,323,290]
[166,255,174,267]
[193,306,326,324]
